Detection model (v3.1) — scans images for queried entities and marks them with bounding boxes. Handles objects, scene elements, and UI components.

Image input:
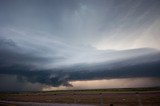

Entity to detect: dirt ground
[0,101,95,106]
[0,89,160,106]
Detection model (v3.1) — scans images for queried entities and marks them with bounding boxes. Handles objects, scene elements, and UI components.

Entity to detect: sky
[0,0,160,91]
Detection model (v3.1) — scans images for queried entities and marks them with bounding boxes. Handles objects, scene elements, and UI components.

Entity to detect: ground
[0,87,160,106]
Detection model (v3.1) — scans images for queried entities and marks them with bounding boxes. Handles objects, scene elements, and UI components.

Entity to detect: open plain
[0,88,160,106]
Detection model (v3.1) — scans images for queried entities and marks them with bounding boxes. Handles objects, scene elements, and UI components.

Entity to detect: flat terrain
[0,101,95,106]
[0,88,160,106]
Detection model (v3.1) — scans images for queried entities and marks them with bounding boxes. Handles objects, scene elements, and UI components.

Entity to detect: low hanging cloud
[0,38,160,91]
[0,74,46,91]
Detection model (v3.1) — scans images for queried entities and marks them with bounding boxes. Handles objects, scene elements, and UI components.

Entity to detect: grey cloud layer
[0,38,160,91]
[0,0,160,49]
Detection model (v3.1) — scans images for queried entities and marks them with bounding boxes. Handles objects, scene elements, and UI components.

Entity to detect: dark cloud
[0,40,160,91]
[0,74,46,91]
[0,58,160,91]
[0,38,62,69]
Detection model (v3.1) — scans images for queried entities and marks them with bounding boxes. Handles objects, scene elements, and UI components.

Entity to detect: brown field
[0,88,160,106]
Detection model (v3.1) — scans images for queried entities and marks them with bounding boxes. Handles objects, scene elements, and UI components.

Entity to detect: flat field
[0,87,160,106]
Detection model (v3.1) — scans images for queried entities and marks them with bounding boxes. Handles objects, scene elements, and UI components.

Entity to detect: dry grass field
[0,88,160,106]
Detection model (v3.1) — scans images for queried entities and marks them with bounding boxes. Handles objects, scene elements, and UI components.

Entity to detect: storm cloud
[0,38,160,91]
[0,0,160,91]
